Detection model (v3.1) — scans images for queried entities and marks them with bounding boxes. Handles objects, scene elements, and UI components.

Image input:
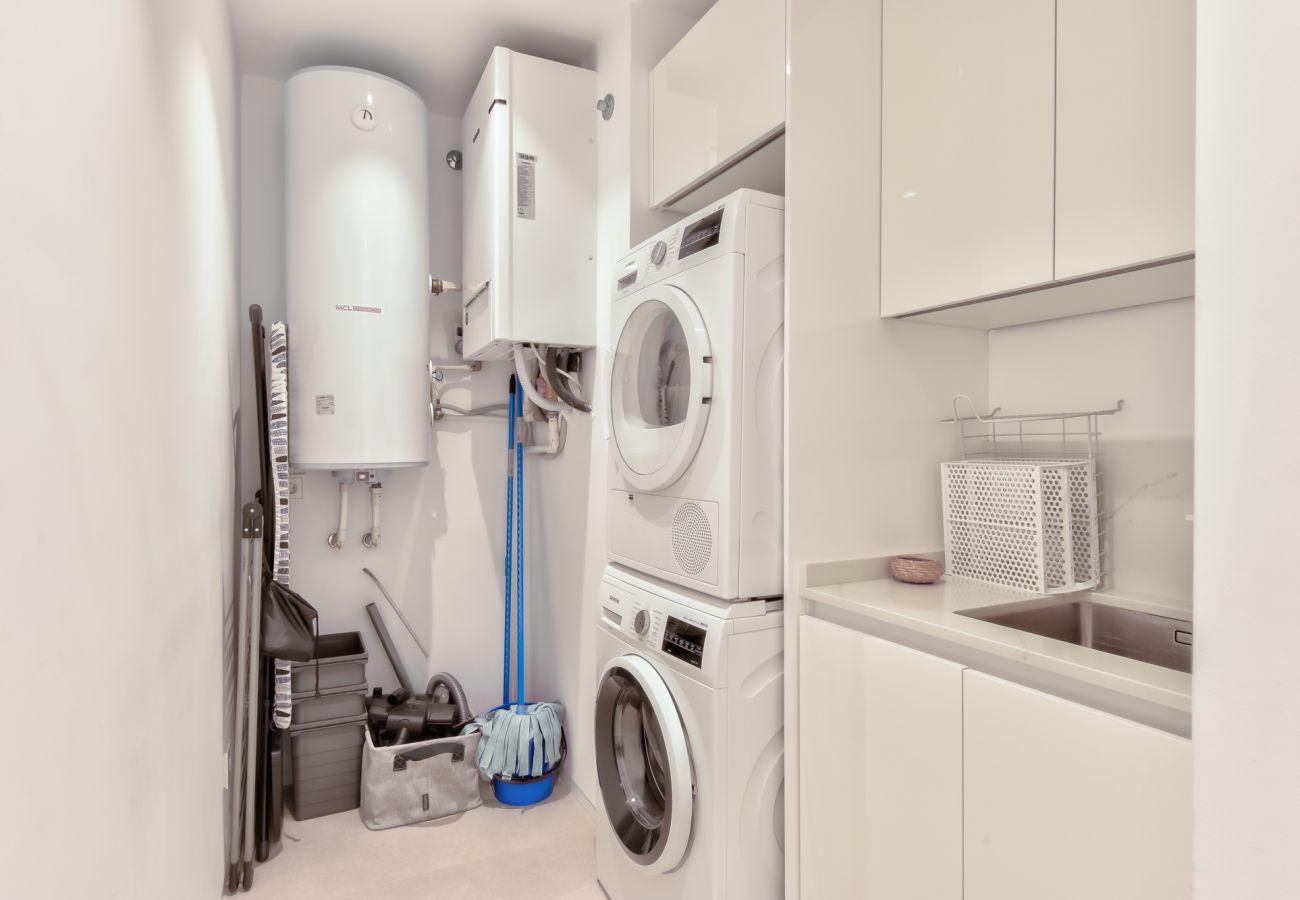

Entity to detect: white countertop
[801,561,1192,717]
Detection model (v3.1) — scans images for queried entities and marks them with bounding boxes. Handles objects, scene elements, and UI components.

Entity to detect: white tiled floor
[249,790,604,900]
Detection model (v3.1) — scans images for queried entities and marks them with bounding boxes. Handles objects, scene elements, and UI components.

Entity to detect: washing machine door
[595,654,694,873]
[610,287,713,492]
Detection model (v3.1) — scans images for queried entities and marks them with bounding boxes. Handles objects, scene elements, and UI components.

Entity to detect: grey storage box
[288,712,366,820]
[360,728,482,830]
[290,632,368,696]
[291,690,367,727]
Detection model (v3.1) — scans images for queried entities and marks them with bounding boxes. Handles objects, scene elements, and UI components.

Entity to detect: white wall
[784,0,990,894]
[1194,2,1300,896]
[567,0,712,806]
[989,299,1195,607]
[566,4,632,804]
[0,1,237,897]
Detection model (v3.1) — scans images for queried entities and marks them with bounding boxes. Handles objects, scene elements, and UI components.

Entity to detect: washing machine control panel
[661,616,706,668]
[603,584,715,668]
[625,599,667,649]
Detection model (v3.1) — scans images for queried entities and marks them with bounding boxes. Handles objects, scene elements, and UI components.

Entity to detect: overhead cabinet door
[881,0,1056,317]
[650,0,785,208]
[1055,0,1195,279]
[799,617,963,899]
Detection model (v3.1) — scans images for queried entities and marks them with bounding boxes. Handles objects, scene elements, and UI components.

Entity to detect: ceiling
[231,0,708,117]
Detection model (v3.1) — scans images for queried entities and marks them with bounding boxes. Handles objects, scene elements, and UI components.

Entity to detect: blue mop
[462,376,565,806]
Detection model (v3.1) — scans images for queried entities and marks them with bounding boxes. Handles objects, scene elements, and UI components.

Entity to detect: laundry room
[232,0,786,897]
[8,1,1300,899]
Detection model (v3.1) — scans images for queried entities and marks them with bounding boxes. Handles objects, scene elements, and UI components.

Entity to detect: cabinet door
[881,0,1055,316]
[963,671,1191,900]
[1055,0,1195,280]
[650,0,785,207]
[799,618,963,899]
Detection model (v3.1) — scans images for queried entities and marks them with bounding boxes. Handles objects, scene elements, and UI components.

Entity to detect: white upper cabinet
[650,0,785,209]
[881,0,1056,317]
[881,0,1195,323]
[1055,0,1195,279]
[963,671,1192,900]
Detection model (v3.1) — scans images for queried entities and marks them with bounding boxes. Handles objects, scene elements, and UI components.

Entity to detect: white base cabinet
[799,617,963,899]
[963,671,1192,900]
[798,617,1190,898]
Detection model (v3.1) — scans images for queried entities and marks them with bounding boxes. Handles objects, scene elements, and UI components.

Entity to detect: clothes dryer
[607,190,784,600]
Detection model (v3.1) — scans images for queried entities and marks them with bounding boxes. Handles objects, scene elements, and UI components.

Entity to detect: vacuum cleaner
[364,601,471,746]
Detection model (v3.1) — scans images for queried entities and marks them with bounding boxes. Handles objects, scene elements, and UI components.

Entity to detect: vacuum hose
[545,347,591,413]
[365,602,415,694]
[426,672,472,723]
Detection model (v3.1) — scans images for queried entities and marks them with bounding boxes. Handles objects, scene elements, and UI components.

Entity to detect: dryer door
[610,287,713,492]
[595,654,695,873]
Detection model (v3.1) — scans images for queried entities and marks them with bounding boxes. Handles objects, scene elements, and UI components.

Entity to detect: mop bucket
[486,704,567,807]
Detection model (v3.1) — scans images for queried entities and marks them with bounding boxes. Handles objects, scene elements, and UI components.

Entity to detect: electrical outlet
[288,475,304,500]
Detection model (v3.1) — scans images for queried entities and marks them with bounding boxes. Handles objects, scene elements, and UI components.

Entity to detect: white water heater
[285,67,430,471]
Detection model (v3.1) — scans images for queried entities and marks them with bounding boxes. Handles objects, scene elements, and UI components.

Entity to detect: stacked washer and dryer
[594,190,786,900]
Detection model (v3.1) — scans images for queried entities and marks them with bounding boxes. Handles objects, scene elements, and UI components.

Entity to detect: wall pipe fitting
[327,481,348,549]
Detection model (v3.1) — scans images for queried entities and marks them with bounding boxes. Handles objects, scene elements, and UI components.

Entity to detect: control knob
[650,240,668,266]
[633,609,650,636]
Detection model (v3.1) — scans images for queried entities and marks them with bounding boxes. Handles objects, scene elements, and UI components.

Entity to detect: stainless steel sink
[958,598,1192,673]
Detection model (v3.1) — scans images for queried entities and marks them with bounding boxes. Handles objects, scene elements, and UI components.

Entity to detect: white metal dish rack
[940,395,1124,594]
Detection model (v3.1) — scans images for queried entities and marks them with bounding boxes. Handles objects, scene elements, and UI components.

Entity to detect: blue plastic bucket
[485,704,566,808]
[492,769,558,806]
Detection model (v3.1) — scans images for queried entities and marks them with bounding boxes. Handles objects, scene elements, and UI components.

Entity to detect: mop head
[465,702,565,780]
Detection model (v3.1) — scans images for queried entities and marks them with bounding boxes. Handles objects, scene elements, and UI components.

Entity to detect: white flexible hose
[513,344,567,413]
[329,481,349,549]
[365,483,382,548]
[524,412,564,456]
[440,403,509,417]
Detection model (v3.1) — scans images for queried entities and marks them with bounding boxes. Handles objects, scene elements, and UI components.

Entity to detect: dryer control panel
[610,188,784,303]
[676,208,723,261]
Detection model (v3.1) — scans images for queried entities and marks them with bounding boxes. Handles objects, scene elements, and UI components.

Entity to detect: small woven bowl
[889,556,944,585]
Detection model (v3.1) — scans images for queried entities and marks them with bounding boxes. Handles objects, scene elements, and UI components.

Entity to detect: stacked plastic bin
[286,632,368,820]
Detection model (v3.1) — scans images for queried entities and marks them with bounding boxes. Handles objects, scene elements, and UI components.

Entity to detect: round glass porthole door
[595,655,694,873]
[609,288,712,492]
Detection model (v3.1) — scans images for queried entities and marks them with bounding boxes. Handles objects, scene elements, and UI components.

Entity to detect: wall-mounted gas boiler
[461,48,597,360]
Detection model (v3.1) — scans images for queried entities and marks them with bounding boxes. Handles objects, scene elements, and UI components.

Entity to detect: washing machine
[593,564,784,900]
[607,189,784,601]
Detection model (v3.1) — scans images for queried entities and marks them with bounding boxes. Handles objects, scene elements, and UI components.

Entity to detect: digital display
[661,617,706,668]
[677,209,724,261]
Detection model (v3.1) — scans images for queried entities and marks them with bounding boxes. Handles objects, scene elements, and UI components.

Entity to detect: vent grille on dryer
[671,502,712,575]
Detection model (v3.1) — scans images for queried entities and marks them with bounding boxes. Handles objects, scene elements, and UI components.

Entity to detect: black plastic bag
[261,565,319,662]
